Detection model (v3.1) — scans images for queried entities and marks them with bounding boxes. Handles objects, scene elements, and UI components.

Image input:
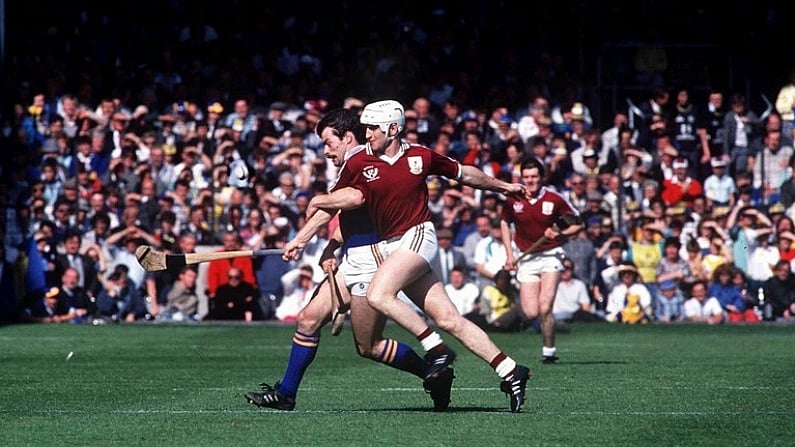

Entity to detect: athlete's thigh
[350,294,387,354]
[370,250,429,296]
[519,279,542,314]
[403,269,459,321]
[537,271,561,314]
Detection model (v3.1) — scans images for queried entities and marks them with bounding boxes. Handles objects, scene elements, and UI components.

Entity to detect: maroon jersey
[501,187,578,252]
[335,142,461,239]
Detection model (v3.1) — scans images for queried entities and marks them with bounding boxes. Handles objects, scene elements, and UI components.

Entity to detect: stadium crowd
[2,2,795,327]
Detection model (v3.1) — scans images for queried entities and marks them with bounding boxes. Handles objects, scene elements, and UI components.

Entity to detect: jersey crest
[408,156,423,175]
[542,201,554,215]
[512,201,524,213]
[363,165,380,182]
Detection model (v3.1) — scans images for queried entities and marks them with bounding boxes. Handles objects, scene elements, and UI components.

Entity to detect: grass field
[1,322,793,446]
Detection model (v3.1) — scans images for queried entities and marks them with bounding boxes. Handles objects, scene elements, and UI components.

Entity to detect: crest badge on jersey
[513,201,524,213]
[542,201,554,215]
[363,166,380,182]
[408,156,423,175]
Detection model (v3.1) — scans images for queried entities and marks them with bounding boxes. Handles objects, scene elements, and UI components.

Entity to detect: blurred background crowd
[2,1,795,326]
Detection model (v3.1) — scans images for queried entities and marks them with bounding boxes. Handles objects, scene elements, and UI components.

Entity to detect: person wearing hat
[653,278,685,323]
[605,262,652,323]
[661,157,703,208]
[703,156,736,208]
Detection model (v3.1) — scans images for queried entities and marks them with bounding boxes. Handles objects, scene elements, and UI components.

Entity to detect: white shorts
[516,246,566,283]
[339,244,379,296]
[379,221,438,265]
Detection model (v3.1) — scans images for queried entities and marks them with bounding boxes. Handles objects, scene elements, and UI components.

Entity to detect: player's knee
[522,306,540,320]
[296,308,323,334]
[431,308,462,333]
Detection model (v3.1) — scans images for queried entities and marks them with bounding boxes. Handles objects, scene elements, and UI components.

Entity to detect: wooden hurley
[326,265,348,336]
[135,246,284,272]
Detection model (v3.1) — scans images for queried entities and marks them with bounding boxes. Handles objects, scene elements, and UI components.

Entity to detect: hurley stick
[515,214,580,263]
[135,246,284,272]
[326,264,348,336]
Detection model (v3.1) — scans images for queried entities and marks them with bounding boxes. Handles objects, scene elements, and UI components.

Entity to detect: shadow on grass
[378,406,508,413]
[559,361,629,365]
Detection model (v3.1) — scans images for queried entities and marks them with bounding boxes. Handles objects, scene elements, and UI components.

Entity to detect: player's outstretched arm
[306,187,364,219]
[283,209,337,260]
[459,165,525,196]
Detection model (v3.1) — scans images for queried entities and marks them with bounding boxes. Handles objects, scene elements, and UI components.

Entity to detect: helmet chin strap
[384,123,398,146]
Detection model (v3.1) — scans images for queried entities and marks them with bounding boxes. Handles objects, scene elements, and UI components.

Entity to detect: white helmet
[360,100,405,134]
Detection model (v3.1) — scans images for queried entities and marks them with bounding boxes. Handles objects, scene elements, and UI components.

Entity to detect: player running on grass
[295,100,532,412]
[500,157,582,364]
[244,108,454,411]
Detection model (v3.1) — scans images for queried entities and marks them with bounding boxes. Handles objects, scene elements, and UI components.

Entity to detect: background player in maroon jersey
[302,100,532,412]
[501,157,583,364]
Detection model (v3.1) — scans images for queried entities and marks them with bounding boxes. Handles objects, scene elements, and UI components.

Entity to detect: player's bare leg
[404,269,503,363]
[370,249,528,411]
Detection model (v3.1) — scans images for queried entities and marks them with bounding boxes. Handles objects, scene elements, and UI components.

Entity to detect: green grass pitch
[1,322,793,446]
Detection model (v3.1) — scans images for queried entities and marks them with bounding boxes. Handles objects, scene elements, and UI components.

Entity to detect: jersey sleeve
[428,149,462,180]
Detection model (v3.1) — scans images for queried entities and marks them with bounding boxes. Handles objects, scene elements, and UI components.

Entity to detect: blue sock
[278,330,320,398]
[375,339,427,379]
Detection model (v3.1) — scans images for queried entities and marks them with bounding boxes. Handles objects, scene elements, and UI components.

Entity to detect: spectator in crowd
[723,92,761,177]
[212,267,259,321]
[275,265,315,323]
[444,265,481,319]
[56,267,94,323]
[206,232,256,301]
[654,236,691,291]
[763,260,795,321]
[605,263,653,324]
[431,227,467,286]
[702,157,735,208]
[684,279,725,324]
[55,229,100,298]
[753,130,793,205]
[461,214,491,276]
[775,68,795,147]
[476,269,523,332]
[654,278,685,323]
[96,268,148,322]
[27,287,74,323]
[552,258,597,322]
[473,217,510,291]
[708,263,756,323]
[727,205,771,273]
[160,266,200,321]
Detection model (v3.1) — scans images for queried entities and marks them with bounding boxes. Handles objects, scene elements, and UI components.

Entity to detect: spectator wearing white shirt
[684,280,725,324]
[552,259,593,322]
[473,217,511,291]
[703,157,736,207]
[444,266,480,317]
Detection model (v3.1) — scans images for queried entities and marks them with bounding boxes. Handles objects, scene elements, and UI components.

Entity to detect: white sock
[419,332,443,352]
[494,357,518,380]
[543,346,557,357]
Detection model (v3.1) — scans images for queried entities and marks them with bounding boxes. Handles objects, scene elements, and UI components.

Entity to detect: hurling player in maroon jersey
[247,108,454,412]
[500,157,583,364]
[304,100,532,412]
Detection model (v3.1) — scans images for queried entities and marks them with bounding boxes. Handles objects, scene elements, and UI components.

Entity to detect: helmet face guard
[360,100,405,135]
